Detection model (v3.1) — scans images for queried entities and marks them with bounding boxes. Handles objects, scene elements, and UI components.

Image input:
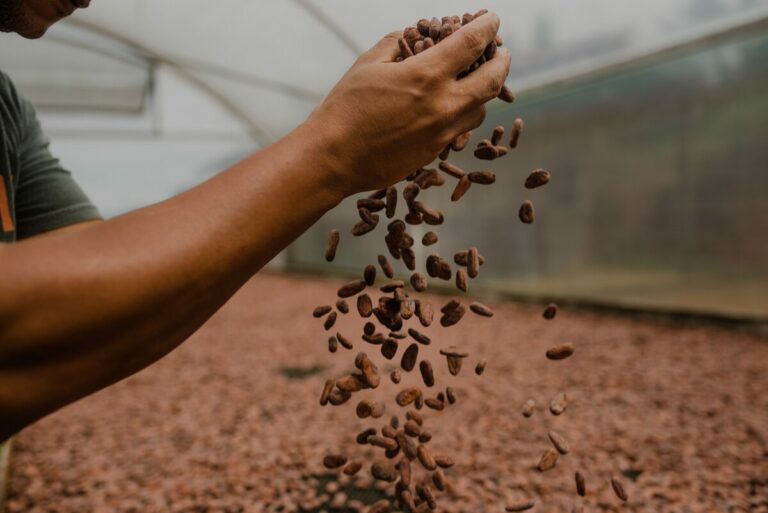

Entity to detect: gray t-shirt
[0,69,100,243]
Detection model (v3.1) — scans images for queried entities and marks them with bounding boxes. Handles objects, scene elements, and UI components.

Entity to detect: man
[0,1,510,442]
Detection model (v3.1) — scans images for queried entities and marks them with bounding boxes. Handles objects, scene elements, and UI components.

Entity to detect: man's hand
[307,13,510,195]
[0,13,510,441]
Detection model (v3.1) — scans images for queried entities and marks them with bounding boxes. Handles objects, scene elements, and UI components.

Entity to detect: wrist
[291,114,359,202]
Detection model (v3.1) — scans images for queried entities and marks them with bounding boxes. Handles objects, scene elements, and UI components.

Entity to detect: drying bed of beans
[6,273,768,513]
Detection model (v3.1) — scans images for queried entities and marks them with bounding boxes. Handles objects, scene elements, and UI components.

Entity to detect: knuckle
[462,30,485,55]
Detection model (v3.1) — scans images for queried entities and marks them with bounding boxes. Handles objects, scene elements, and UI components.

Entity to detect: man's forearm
[0,120,346,438]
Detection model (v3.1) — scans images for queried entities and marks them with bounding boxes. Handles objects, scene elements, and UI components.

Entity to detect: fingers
[454,47,511,108]
[357,31,403,65]
[451,105,487,139]
[420,13,501,77]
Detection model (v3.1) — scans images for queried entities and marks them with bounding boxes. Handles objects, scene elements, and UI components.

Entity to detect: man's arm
[0,15,510,441]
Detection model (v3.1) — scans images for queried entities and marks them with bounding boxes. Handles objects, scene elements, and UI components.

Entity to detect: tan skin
[0,3,511,442]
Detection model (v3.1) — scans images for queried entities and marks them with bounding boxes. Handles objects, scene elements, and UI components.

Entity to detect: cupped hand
[306,13,511,196]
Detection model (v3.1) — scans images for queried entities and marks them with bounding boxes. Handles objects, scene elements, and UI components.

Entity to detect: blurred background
[1,0,767,320]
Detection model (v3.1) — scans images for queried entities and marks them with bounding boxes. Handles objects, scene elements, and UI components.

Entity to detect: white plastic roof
[47,0,768,143]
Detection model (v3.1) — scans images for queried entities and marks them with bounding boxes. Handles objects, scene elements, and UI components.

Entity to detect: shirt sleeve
[12,90,101,240]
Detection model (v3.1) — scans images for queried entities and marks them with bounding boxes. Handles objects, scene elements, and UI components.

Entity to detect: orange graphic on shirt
[0,178,14,233]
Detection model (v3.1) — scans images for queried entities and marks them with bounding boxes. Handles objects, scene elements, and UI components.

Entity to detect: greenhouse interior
[0,1,766,513]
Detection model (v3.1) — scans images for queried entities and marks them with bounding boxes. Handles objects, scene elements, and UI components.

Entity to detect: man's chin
[18,24,50,39]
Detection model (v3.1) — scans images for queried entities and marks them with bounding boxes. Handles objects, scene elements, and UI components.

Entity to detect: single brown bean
[380,280,405,293]
[396,459,412,487]
[336,374,364,392]
[378,254,394,278]
[451,131,472,151]
[319,379,335,406]
[386,186,397,218]
[410,272,428,292]
[505,501,535,512]
[357,294,373,317]
[368,436,398,451]
[550,392,568,415]
[425,398,444,411]
[371,462,398,482]
[406,328,430,345]
[525,168,550,189]
[522,399,535,417]
[455,268,468,292]
[336,332,353,350]
[428,17,441,40]
[432,469,447,491]
[438,161,466,179]
[401,343,419,372]
[381,338,399,360]
[338,279,367,298]
[509,118,523,148]
[438,144,451,161]
[537,448,558,472]
[343,462,363,476]
[575,471,586,496]
[352,219,377,236]
[313,305,332,318]
[413,168,445,190]
[419,360,435,387]
[397,431,418,460]
[548,430,570,454]
[434,455,454,469]
[396,387,422,407]
[401,247,416,271]
[364,321,375,336]
[440,304,466,327]
[390,369,402,384]
[421,485,437,510]
[491,125,505,146]
[416,301,434,327]
[418,431,432,443]
[470,302,494,317]
[611,477,628,502]
[403,182,420,202]
[543,303,558,319]
[336,299,349,314]
[325,229,340,262]
[446,356,463,376]
[451,175,472,202]
[446,386,457,404]
[323,454,348,469]
[467,246,480,278]
[421,231,438,246]
[468,171,496,185]
[363,264,377,286]
[406,410,423,425]
[417,445,436,470]
[360,354,380,388]
[546,343,574,360]
[519,200,534,224]
[324,312,338,331]
[404,420,421,437]
[475,359,487,375]
[416,18,430,36]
